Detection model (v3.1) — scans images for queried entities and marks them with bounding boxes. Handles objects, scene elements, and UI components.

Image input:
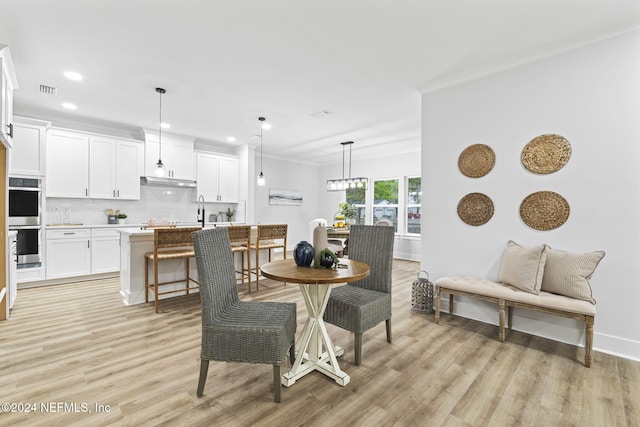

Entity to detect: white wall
[253,156,322,249]
[421,30,640,361]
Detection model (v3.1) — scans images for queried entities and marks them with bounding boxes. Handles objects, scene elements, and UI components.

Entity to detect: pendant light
[154,87,166,177]
[257,116,266,186]
[326,141,368,191]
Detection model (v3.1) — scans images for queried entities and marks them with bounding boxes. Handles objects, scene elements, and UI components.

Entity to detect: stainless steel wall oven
[9,177,42,269]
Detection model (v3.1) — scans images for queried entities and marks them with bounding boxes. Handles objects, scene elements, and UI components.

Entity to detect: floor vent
[39,84,58,95]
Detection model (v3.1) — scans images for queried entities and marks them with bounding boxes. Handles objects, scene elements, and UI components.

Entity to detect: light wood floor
[2,258,639,426]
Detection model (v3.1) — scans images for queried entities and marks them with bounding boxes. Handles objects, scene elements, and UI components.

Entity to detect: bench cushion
[435,275,596,316]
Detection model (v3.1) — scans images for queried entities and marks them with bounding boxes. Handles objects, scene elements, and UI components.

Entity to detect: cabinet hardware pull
[63,232,75,235]
[7,123,13,138]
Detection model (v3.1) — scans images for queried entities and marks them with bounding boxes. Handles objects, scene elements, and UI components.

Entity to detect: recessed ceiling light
[160,122,171,129]
[61,102,77,110]
[227,136,236,142]
[64,71,83,81]
[310,110,332,119]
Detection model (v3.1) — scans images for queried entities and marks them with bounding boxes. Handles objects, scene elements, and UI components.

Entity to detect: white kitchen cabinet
[144,133,194,180]
[7,232,17,317]
[0,44,17,148]
[46,130,90,198]
[46,229,91,279]
[89,136,143,200]
[9,117,49,176]
[196,152,239,203]
[91,229,120,274]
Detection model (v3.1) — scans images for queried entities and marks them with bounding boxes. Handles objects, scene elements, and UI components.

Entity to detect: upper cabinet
[0,44,18,148]
[196,151,239,203]
[46,129,90,198]
[9,117,50,176]
[89,136,143,200]
[144,132,194,180]
[47,128,143,199]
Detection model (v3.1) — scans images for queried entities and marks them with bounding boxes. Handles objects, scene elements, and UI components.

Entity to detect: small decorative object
[226,208,234,221]
[313,225,329,265]
[338,201,357,228]
[521,134,571,174]
[316,248,338,269]
[105,208,118,224]
[117,212,127,224]
[457,192,494,226]
[520,191,570,231]
[411,270,434,313]
[294,241,314,267]
[458,144,495,178]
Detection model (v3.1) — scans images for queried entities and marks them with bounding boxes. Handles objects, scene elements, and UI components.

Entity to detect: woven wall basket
[520,191,570,230]
[521,134,571,174]
[457,192,494,226]
[458,144,495,178]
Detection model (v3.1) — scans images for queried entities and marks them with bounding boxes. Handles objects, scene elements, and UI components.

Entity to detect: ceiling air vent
[38,84,58,95]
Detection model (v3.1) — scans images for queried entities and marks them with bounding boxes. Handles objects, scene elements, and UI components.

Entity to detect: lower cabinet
[46,228,120,280]
[90,229,120,274]
[46,229,91,279]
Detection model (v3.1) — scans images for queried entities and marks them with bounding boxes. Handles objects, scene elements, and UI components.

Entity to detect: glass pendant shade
[326,141,368,191]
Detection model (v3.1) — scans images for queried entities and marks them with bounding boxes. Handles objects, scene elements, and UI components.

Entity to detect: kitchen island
[118,224,242,306]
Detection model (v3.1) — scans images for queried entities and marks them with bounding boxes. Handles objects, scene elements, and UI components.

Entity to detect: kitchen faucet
[197,195,205,228]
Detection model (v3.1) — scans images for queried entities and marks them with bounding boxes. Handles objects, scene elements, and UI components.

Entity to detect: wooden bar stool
[249,224,287,291]
[227,225,251,290]
[144,227,201,313]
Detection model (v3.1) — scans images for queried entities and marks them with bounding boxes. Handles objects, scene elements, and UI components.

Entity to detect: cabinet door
[115,140,142,200]
[0,57,15,147]
[91,234,120,274]
[168,141,194,180]
[144,139,162,176]
[195,152,220,201]
[47,130,89,198]
[9,121,47,176]
[46,238,91,279]
[89,136,117,199]
[218,156,239,203]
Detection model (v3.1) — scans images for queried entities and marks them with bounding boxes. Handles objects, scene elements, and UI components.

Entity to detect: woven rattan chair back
[154,227,201,252]
[192,228,240,321]
[348,224,394,294]
[250,224,288,292]
[227,225,251,289]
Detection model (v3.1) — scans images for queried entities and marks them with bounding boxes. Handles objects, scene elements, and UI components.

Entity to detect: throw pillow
[498,240,547,294]
[540,248,605,304]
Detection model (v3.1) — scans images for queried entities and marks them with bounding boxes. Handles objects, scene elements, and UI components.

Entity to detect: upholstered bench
[434,241,605,367]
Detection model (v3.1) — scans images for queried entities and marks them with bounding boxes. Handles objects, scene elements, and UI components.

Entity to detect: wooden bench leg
[498,299,505,342]
[449,293,454,315]
[585,316,594,367]
[435,287,441,324]
[507,305,513,330]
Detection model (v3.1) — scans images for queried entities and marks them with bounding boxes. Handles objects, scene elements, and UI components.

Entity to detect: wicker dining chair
[249,224,288,291]
[192,227,296,403]
[228,225,251,289]
[144,226,202,313]
[323,224,395,365]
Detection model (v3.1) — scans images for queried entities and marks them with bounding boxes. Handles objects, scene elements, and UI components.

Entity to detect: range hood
[140,176,197,188]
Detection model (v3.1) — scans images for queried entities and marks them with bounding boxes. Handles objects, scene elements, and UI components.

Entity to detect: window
[406,177,421,234]
[346,187,366,225]
[373,179,398,232]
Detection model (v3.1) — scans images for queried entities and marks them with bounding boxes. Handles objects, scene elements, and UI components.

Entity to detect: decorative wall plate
[457,192,494,226]
[458,144,495,178]
[520,191,570,230]
[521,134,571,174]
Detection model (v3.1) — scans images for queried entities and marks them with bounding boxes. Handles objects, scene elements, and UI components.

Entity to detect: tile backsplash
[45,185,245,226]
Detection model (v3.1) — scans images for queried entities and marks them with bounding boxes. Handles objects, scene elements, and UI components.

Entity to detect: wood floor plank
[1,259,638,426]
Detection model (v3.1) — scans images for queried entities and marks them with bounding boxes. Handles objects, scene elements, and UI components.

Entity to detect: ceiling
[1,1,638,165]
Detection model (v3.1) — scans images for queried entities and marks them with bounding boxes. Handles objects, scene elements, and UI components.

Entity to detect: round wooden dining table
[261,258,369,387]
